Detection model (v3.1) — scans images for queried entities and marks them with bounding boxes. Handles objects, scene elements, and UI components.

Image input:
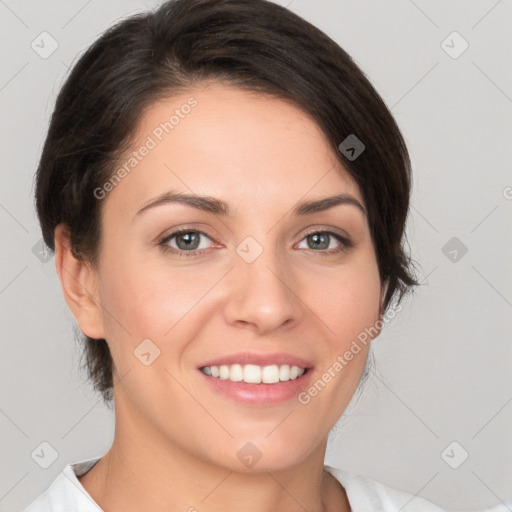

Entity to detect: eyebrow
[134,190,366,218]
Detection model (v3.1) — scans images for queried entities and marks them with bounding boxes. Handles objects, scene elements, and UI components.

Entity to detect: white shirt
[22,457,511,512]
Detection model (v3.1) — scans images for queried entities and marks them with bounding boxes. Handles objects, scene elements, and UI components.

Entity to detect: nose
[222,242,303,335]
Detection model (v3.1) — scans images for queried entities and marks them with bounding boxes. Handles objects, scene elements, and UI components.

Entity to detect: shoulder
[324,465,512,512]
[324,464,446,512]
[22,458,102,512]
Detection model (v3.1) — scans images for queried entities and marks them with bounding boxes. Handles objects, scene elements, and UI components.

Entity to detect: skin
[54,81,388,512]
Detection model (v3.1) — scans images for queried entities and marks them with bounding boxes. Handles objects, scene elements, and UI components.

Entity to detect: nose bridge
[223,232,302,332]
[240,237,286,291]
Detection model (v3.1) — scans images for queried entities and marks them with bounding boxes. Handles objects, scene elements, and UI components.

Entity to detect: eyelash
[158,227,353,258]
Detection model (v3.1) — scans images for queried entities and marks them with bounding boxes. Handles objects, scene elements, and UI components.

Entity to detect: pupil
[178,232,199,250]
[309,233,328,250]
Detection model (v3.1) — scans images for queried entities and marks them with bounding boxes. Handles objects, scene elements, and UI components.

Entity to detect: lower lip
[198,368,314,405]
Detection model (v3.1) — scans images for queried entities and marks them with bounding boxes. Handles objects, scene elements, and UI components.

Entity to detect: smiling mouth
[200,363,308,384]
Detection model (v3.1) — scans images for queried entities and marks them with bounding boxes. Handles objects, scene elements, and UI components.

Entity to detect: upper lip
[198,352,314,369]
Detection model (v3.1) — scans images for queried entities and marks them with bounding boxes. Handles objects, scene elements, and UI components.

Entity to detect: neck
[78,396,349,512]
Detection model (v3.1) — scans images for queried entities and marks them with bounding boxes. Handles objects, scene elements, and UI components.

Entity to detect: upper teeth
[201,364,306,384]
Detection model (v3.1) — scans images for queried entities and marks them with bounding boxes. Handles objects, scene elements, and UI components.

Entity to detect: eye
[159,229,216,257]
[296,230,352,255]
[158,228,352,258]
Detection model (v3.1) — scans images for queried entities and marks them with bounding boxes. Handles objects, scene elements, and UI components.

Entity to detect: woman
[23,0,505,510]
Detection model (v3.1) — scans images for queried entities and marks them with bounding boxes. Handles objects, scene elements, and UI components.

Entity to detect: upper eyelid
[160,228,216,245]
[300,226,349,239]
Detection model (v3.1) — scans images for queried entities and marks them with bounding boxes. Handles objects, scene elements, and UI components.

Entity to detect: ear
[54,224,106,340]
[368,279,390,342]
[379,279,390,318]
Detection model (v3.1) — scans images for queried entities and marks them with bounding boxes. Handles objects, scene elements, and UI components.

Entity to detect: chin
[215,434,320,474]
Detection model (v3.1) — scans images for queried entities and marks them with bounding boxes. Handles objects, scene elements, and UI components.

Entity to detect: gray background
[1,0,511,510]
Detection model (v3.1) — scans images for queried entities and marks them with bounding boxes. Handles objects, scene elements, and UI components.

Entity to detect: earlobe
[54,224,106,340]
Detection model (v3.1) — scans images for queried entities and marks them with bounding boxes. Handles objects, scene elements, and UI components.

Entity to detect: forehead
[104,81,363,215]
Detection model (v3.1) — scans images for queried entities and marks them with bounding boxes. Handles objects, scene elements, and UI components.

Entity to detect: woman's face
[89,81,384,472]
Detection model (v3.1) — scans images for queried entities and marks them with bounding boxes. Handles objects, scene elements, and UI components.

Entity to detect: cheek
[97,250,217,348]
[306,265,381,406]
[308,258,382,346]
